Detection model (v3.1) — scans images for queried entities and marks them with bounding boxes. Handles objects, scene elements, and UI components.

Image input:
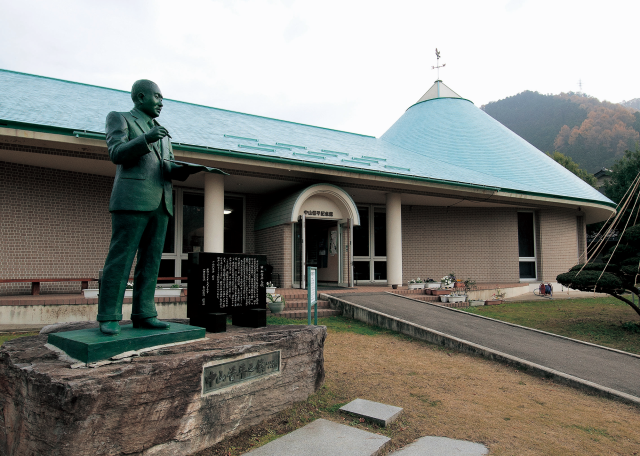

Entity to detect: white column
[204,173,224,253]
[386,193,402,286]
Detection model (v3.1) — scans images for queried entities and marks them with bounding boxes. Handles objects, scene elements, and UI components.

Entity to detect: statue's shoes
[99,321,121,335]
[132,317,170,330]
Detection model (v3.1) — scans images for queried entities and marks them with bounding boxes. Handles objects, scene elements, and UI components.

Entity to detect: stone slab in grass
[340,398,403,427]
[389,436,489,455]
[244,418,390,456]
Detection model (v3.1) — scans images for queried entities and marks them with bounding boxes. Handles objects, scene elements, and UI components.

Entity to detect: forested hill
[481,91,640,173]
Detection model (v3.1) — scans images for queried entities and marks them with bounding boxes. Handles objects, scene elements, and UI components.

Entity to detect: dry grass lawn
[199,318,640,455]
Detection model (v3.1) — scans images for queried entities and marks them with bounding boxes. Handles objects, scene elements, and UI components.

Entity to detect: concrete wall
[401,206,520,283]
[0,302,187,325]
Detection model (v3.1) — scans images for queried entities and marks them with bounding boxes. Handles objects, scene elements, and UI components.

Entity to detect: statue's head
[131,79,163,118]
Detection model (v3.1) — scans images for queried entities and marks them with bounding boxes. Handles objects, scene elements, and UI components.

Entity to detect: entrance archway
[255,184,360,288]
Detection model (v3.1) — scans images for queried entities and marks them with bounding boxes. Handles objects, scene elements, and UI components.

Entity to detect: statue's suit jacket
[105,107,186,214]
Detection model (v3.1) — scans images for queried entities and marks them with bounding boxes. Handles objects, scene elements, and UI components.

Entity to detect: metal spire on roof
[432,48,446,81]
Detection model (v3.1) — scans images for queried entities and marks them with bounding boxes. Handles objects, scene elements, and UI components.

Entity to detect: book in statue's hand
[165,159,228,175]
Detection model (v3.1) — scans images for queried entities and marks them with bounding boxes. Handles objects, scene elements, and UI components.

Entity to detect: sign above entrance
[299,194,343,219]
[254,183,360,231]
[303,210,334,217]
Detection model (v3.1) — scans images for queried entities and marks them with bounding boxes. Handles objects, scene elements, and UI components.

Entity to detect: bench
[0,278,99,296]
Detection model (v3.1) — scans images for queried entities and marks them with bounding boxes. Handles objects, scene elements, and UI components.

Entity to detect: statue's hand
[145,126,169,144]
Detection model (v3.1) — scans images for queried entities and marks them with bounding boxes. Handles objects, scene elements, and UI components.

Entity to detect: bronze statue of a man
[98,80,198,335]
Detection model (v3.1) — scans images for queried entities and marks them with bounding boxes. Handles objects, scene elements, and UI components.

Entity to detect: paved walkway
[330,292,640,401]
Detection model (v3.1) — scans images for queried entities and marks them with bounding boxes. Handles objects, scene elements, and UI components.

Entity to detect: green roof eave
[0,119,616,211]
[173,143,618,210]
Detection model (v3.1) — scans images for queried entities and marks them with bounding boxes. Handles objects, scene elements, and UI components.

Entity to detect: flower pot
[440,295,450,303]
[154,288,183,297]
[448,295,466,303]
[266,287,276,294]
[485,299,503,306]
[431,289,449,296]
[454,282,464,289]
[426,282,441,289]
[408,283,425,290]
[469,300,485,307]
[268,302,285,314]
[82,288,183,298]
[82,289,99,298]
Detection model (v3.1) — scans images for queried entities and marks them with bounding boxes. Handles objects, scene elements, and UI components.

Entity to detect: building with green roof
[0,70,614,293]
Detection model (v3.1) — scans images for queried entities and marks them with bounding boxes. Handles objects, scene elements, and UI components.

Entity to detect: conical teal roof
[380,82,609,205]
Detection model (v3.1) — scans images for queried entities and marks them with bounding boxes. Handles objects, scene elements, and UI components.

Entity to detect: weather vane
[432,48,446,80]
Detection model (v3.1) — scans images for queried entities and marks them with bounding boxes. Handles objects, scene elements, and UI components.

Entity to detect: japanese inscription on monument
[187,252,267,324]
[202,351,280,395]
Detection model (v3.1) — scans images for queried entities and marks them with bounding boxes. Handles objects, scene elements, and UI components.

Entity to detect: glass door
[353,205,387,284]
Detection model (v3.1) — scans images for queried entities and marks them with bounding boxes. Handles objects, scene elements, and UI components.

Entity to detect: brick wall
[0,161,113,295]
[401,206,520,283]
[538,208,580,281]
[255,224,292,288]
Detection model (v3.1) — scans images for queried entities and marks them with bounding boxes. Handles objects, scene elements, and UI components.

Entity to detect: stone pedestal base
[0,323,326,456]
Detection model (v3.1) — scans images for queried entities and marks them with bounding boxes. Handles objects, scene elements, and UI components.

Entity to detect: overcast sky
[0,0,638,136]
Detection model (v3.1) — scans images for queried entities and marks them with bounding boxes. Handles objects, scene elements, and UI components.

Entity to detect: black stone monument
[187,252,267,332]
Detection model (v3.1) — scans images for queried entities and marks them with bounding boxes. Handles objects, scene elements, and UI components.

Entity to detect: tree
[558,150,640,317]
[548,151,597,186]
[602,148,640,220]
[557,225,640,317]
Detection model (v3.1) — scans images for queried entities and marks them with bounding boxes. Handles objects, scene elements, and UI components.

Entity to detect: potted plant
[266,281,276,295]
[267,293,286,314]
[448,290,467,303]
[426,278,440,289]
[154,283,183,297]
[440,294,450,303]
[441,274,455,289]
[408,278,425,290]
[463,278,483,306]
[485,288,506,305]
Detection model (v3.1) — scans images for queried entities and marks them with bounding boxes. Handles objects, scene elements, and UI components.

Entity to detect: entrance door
[294,217,351,288]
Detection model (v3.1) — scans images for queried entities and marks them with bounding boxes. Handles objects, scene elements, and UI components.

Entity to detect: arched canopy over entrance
[255,183,360,230]
[256,184,360,289]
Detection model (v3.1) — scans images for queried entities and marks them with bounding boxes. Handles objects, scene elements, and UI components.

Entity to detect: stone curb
[325,294,640,408]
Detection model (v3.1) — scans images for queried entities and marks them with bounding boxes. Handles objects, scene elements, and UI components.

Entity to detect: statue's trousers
[97,203,169,322]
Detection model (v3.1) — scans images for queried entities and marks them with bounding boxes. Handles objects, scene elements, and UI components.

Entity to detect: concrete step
[403,296,439,302]
[267,309,341,319]
[281,299,330,309]
[244,418,389,456]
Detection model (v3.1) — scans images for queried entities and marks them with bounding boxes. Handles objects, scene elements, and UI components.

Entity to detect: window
[517,212,537,280]
[160,189,245,284]
[353,205,387,283]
